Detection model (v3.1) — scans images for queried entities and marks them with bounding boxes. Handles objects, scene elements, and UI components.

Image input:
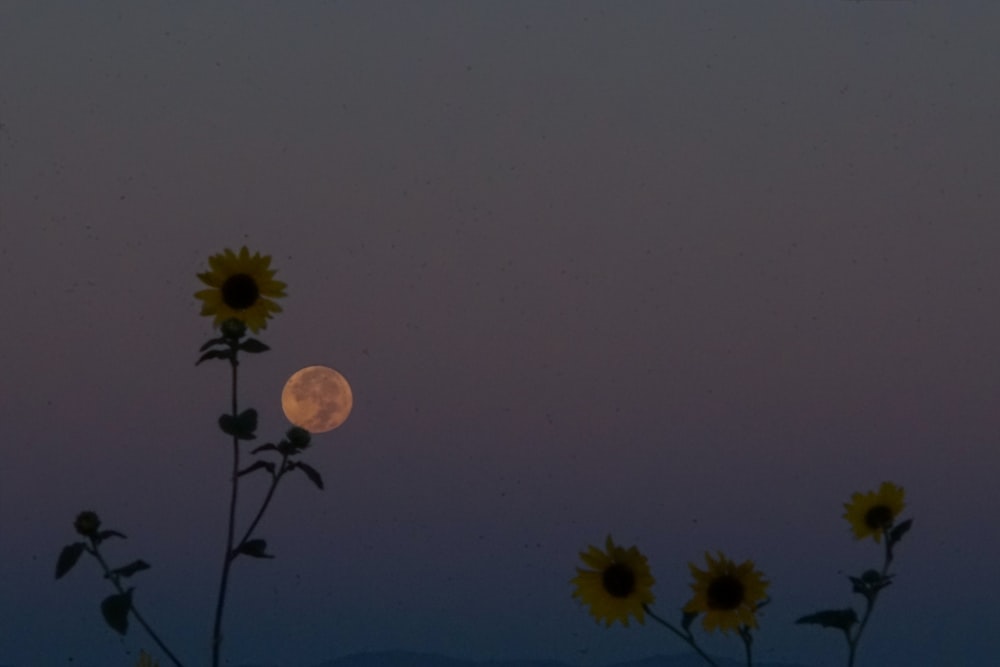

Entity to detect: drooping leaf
[237,460,276,477]
[100,589,133,635]
[251,443,279,455]
[889,518,913,546]
[239,339,270,353]
[795,608,858,631]
[108,560,150,579]
[236,539,274,559]
[681,610,697,632]
[55,542,87,579]
[95,529,127,542]
[199,336,227,352]
[293,461,325,490]
[196,349,232,366]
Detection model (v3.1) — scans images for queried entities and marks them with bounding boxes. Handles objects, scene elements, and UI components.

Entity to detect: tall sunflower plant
[796,481,912,667]
[55,247,328,667]
[572,481,912,667]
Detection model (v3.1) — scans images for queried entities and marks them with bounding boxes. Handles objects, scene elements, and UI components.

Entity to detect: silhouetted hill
[0,651,811,667]
[303,650,810,667]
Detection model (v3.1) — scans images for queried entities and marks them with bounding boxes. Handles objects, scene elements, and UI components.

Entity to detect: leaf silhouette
[100,589,133,635]
[293,461,325,490]
[55,542,86,579]
[108,560,151,579]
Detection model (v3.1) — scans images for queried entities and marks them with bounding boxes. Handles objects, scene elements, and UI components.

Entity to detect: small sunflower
[571,535,656,627]
[136,650,160,667]
[195,246,286,333]
[684,551,769,634]
[843,481,905,543]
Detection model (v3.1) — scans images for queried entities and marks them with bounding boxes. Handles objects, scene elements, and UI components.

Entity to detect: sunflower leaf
[108,560,151,579]
[292,461,325,490]
[251,443,279,455]
[196,349,232,366]
[680,610,697,632]
[199,336,228,352]
[236,539,274,559]
[239,338,270,353]
[218,410,257,440]
[55,542,87,579]
[795,608,858,631]
[95,529,127,542]
[100,589,133,635]
[237,460,275,477]
[235,408,258,438]
[889,519,913,546]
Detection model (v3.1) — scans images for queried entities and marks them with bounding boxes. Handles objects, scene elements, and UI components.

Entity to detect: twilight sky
[2,2,999,666]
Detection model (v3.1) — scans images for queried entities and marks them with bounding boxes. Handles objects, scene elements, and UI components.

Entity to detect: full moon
[281,366,353,433]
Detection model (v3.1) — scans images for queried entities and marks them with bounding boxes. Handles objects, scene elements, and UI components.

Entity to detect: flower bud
[286,427,311,449]
[74,511,101,537]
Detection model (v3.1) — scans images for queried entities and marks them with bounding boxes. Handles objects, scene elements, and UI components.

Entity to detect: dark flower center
[221,274,260,310]
[602,563,636,598]
[864,504,894,530]
[706,575,744,610]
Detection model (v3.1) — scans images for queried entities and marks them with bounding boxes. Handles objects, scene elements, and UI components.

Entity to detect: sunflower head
[571,535,656,627]
[195,247,286,333]
[683,551,769,634]
[843,481,906,543]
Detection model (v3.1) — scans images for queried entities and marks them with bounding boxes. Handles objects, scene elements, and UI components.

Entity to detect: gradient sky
[2,2,999,666]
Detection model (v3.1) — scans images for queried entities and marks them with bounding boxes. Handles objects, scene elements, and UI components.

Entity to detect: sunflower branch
[87,542,187,667]
[231,455,289,560]
[643,604,720,667]
[845,528,894,667]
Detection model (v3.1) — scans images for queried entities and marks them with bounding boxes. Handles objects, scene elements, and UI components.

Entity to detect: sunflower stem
[211,346,241,667]
[233,455,288,554]
[845,527,894,667]
[643,604,720,667]
[87,542,187,667]
[738,625,754,667]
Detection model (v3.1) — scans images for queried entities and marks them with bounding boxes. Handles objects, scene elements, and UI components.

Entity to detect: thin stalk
[232,457,288,555]
[643,605,720,667]
[88,545,186,667]
[846,529,893,667]
[738,625,753,667]
[211,353,240,667]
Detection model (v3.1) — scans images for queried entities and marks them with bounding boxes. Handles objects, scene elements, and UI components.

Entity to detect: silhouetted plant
[571,537,769,667]
[573,483,913,666]
[796,481,912,666]
[55,247,329,667]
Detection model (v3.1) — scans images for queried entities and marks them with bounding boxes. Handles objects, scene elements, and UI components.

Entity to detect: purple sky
[2,2,999,666]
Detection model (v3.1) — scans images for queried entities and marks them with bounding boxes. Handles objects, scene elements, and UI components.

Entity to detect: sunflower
[571,535,656,627]
[136,650,159,667]
[683,551,769,634]
[195,247,287,332]
[843,481,905,543]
